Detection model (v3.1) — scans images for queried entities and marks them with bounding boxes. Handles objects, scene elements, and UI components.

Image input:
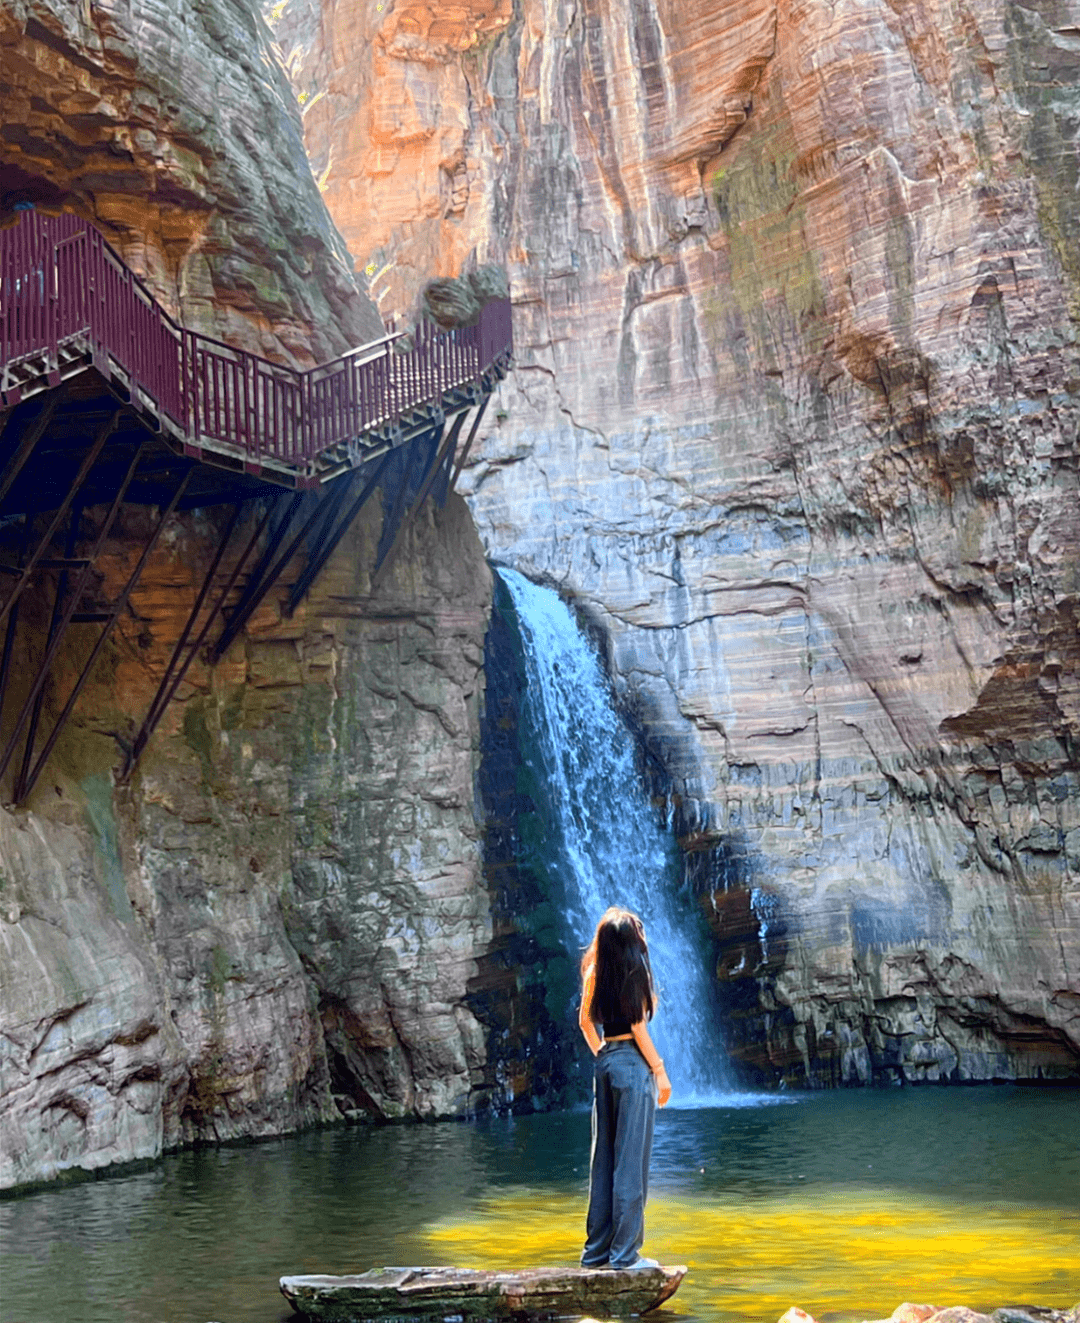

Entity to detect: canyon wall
[0,0,498,1190]
[0,492,495,1190]
[285,0,1080,1085]
[1,0,382,361]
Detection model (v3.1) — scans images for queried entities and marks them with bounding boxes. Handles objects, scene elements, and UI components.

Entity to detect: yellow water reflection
[427,1188,1079,1323]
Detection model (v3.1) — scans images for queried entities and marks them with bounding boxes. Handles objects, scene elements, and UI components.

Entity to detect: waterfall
[496,567,731,1106]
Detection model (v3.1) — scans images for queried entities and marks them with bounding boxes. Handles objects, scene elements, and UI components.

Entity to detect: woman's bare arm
[578,964,603,1056]
[630,1019,672,1107]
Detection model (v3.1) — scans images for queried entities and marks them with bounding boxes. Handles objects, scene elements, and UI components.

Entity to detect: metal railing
[0,210,512,473]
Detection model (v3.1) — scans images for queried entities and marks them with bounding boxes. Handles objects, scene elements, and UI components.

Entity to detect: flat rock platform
[279,1264,688,1320]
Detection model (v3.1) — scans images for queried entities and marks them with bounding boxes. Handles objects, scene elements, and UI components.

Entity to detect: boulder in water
[992,1309,1080,1323]
[778,1309,818,1323]
[890,1308,942,1323]
[860,1305,943,1323]
[923,1312,994,1323]
[280,1263,687,1320]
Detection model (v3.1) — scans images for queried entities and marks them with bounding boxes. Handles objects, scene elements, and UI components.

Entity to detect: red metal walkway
[0,209,512,804]
[1,208,512,485]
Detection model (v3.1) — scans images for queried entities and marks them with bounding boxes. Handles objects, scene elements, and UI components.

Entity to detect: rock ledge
[279,1264,688,1320]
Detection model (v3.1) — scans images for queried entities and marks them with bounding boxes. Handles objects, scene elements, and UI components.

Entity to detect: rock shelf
[279,1264,688,1320]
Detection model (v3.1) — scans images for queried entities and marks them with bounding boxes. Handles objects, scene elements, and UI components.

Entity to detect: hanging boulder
[468,264,510,304]
[422,265,509,328]
[424,277,481,328]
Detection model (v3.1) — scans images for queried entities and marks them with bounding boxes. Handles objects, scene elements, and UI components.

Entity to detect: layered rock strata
[0,0,382,362]
[285,0,1080,1084]
[0,491,493,1190]
[0,0,496,1190]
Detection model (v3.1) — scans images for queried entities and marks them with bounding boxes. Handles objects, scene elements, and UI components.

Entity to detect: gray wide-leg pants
[581,1040,657,1269]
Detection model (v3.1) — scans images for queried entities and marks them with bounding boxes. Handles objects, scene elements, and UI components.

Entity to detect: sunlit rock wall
[0,494,492,1190]
[284,0,1079,1085]
[0,0,382,361]
[0,0,494,1190]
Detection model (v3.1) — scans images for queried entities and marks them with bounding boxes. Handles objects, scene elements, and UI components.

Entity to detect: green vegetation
[82,772,134,923]
[706,117,827,371]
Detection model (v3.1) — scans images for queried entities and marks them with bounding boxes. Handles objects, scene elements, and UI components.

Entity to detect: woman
[578,907,672,1270]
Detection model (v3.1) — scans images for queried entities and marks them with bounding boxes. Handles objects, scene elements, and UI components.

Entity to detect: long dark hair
[582,907,655,1025]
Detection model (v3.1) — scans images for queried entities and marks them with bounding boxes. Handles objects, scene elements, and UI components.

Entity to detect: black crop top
[603,1018,633,1038]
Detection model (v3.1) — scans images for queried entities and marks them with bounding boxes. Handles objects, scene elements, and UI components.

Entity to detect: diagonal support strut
[14,468,193,803]
[120,500,274,780]
[0,408,120,631]
[448,393,490,494]
[370,405,473,593]
[0,441,147,790]
[283,449,394,618]
[0,387,65,509]
[12,503,83,802]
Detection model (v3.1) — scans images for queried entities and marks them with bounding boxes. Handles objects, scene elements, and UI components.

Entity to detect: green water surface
[1,1087,1077,1323]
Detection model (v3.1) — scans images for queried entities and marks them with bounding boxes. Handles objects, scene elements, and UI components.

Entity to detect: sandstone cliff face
[1,0,496,1190]
[0,0,382,361]
[286,0,1079,1084]
[0,493,493,1190]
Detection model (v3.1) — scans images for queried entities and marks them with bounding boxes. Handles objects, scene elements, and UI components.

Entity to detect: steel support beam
[0,442,147,790]
[121,502,242,778]
[15,468,193,803]
[228,493,304,618]
[213,489,343,660]
[0,408,119,631]
[369,410,469,593]
[13,504,82,802]
[0,387,65,509]
[371,431,430,583]
[448,394,490,495]
[120,501,273,780]
[210,492,306,660]
[0,515,32,733]
[283,451,393,617]
[285,471,358,592]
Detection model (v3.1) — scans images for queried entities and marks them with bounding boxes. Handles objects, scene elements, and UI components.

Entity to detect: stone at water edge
[924,1310,995,1323]
[993,1310,1080,1323]
[859,1305,943,1323]
[890,1306,942,1323]
[779,1306,1080,1323]
[279,1264,688,1320]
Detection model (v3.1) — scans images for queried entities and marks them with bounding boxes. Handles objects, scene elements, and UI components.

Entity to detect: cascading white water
[497,566,732,1105]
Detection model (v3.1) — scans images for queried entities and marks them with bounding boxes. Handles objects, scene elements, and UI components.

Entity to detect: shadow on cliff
[468,570,585,1114]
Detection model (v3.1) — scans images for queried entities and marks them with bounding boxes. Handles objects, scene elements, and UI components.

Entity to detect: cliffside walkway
[0,209,512,804]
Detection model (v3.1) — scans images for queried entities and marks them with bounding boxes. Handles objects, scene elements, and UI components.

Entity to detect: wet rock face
[0,0,382,362]
[0,494,493,1189]
[287,0,1080,1082]
[469,574,589,1113]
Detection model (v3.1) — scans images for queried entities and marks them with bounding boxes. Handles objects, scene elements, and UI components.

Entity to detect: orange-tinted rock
[925,1310,995,1323]
[778,1308,818,1323]
[287,0,1080,1083]
[0,0,381,363]
[892,1306,943,1323]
